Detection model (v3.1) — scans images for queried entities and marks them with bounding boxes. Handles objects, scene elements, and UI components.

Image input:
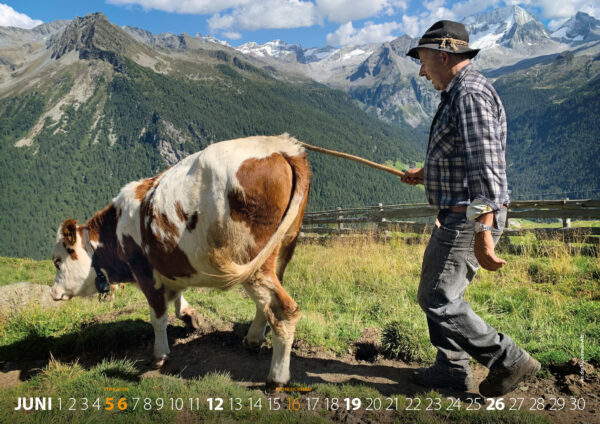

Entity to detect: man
[401,20,540,397]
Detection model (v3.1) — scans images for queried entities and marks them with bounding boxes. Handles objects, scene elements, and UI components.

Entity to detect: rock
[0,282,61,318]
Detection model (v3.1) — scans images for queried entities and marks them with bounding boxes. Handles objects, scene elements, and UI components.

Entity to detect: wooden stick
[299,142,405,177]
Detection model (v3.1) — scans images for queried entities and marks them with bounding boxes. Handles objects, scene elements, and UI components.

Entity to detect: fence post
[562,198,571,228]
[337,207,344,234]
[378,202,389,241]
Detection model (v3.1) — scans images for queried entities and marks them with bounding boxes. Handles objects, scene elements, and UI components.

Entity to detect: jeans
[417,208,525,373]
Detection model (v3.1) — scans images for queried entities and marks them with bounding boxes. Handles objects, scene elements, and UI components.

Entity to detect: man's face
[418,48,446,91]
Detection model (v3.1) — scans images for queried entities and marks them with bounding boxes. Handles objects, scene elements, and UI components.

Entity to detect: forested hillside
[0,22,426,259]
[494,51,600,199]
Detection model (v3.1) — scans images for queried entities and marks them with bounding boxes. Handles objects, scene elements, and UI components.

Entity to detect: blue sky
[1,0,597,48]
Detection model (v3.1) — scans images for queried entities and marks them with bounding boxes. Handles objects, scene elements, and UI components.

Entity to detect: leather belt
[445,205,507,213]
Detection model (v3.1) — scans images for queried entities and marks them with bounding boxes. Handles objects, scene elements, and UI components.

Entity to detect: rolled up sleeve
[456,92,507,218]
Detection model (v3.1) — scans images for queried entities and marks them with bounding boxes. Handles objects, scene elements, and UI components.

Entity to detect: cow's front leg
[174,292,202,330]
[150,306,169,368]
[119,237,171,369]
[242,304,268,349]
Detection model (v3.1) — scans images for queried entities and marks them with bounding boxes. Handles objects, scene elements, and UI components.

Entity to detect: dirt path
[1,317,598,423]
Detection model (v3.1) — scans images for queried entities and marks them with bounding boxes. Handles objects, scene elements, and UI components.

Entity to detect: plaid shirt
[424,64,509,212]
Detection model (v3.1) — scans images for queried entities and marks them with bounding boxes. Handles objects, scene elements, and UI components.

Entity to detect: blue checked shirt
[424,64,509,216]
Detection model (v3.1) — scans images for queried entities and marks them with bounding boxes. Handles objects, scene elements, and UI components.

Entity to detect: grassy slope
[0,234,597,423]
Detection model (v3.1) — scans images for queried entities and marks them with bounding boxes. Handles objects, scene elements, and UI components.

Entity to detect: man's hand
[401,167,424,186]
[474,218,507,271]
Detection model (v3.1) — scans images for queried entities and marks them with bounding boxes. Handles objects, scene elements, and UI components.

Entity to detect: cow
[50,134,310,389]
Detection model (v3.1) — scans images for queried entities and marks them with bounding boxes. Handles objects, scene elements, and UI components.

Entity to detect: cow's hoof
[242,336,264,350]
[151,356,167,369]
[265,380,285,393]
[180,310,203,330]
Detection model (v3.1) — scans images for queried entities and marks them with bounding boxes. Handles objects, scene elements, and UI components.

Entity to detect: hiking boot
[479,353,541,397]
[411,364,475,391]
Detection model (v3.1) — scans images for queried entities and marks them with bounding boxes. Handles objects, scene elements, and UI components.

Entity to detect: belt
[443,205,507,213]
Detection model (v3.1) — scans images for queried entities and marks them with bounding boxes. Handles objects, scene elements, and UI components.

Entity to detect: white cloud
[399,14,422,37]
[450,0,501,19]
[0,3,42,28]
[106,0,252,15]
[222,31,243,40]
[397,0,598,42]
[109,0,410,35]
[315,0,398,24]
[108,0,599,42]
[326,20,402,46]
[209,0,316,31]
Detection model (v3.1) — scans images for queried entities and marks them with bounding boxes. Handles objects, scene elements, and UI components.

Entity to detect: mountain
[465,6,568,70]
[552,12,600,43]
[238,39,307,63]
[233,6,573,131]
[122,26,231,50]
[236,6,600,203]
[0,13,425,260]
[2,7,599,260]
[340,36,437,130]
[494,50,600,199]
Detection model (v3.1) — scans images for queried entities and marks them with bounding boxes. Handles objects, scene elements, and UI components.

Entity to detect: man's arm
[457,92,508,271]
[474,212,506,271]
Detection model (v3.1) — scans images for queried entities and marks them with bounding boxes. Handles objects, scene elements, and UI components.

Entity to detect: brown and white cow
[51,134,310,389]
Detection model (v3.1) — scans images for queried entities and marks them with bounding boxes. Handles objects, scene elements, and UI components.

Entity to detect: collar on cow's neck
[82,228,95,257]
[92,259,111,297]
[83,228,111,298]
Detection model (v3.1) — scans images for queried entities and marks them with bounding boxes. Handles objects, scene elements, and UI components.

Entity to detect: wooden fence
[300,199,600,249]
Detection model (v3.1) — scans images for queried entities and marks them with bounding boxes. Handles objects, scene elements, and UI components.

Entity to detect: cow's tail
[208,146,310,289]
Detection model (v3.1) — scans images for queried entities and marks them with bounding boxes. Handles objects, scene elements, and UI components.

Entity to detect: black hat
[406,20,479,59]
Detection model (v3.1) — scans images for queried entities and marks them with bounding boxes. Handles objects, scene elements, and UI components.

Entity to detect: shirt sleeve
[456,92,506,219]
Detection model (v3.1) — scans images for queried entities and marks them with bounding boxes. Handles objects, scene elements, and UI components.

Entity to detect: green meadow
[0,225,598,423]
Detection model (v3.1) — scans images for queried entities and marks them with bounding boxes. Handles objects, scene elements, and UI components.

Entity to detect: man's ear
[61,218,78,246]
[439,51,450,65]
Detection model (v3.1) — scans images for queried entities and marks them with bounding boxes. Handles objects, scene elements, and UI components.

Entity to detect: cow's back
[114,134,307,289]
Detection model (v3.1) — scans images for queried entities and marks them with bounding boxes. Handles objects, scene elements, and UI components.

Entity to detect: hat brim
[406,44,480,59]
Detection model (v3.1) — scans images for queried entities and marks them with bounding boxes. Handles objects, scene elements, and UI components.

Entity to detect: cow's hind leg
[243,304,268,349]
[243,229,302,350]
[243,271,299,389]
[174,291,203,330]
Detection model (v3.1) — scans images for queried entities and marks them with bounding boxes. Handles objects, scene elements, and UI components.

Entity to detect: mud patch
[354,326,379,362]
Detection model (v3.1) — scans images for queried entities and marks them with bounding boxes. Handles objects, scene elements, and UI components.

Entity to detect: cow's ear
[61,219,78,246]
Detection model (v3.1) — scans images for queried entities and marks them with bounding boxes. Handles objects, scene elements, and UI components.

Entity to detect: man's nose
[419,64,426,77]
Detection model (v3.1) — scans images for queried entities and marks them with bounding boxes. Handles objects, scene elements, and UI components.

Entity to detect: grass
[0,257,55,287]
[0,231,597,423]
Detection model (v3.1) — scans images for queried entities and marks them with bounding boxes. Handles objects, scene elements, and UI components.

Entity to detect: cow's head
[51,218,97,300]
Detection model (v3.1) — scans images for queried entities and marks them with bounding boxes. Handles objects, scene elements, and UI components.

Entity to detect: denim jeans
[417,208,525,373]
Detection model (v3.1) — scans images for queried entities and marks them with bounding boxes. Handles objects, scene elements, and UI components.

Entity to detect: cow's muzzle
[51,289,70,301]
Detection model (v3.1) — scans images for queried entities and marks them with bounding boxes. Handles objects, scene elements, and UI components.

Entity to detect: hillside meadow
[0,227,598,423]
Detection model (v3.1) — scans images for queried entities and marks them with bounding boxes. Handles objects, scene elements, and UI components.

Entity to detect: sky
[1,0,598,48]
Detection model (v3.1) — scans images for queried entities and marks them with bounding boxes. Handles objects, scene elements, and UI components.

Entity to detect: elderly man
[401,20,540,397]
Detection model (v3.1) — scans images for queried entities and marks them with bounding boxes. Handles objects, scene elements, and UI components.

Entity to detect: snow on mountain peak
[238,39,303,59]
[551,12,600,42]
[464,5,548,50]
